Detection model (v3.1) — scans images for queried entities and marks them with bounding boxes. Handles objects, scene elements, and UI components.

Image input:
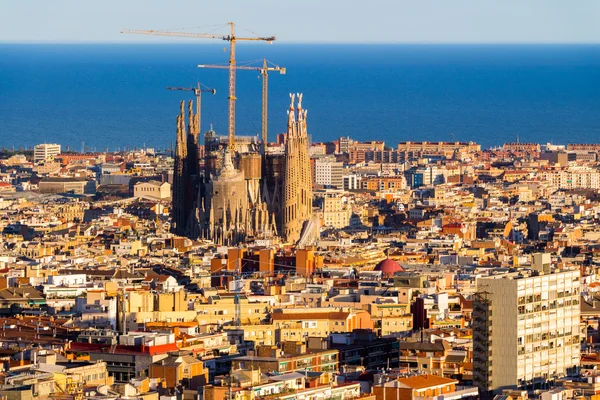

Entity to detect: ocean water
[1,43,600,151]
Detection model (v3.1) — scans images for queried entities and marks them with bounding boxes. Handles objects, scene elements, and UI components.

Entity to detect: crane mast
[198,59,285,149]
[122,22,275,154]
[166,83,216,138]
[228,22,236,153]
[262,59,268,147]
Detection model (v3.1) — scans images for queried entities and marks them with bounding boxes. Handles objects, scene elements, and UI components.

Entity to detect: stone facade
[282,94,313,243]
[172,95,313,246]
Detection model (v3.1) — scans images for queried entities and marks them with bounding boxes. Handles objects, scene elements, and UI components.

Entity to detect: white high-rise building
[34,143,61,162]
[474,269,581,396]
[315,156,344,189]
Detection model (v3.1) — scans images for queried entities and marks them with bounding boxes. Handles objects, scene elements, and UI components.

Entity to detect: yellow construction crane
[121,22,276,153]
[166,82,216,136]
[198,59,285,148]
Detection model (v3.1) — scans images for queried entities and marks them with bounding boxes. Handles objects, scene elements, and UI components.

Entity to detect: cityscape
[1,2,600,400]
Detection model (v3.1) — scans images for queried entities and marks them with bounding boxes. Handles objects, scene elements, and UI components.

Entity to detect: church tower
[282,94,313,243]
[172,101,188,236]
[171,100,201,237]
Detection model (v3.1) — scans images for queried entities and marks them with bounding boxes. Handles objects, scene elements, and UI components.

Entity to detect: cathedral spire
[287,93,296,131]
[282,93,312,244]
[172,101,189,236]
[296,93,303,120]
[188,100,194,136]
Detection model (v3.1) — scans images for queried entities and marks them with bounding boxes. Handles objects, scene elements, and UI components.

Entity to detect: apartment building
[314,156,344,188]
[34,143,61,162]
[272,308,374,341]
[232,342,339,374]
[38,177,97,195]
[540,167,600,190]
[319,193,351,229]
[343,174,360,190]
[473,270,581,396]
[503,143,541,153]
[405,166,445,188]
[397,141,481,158]
[373,374,478,400]
[134,180,171,200]
[362,176,406,192]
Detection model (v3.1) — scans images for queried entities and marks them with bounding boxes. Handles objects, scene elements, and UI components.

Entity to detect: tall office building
[34,143,61,162]
[473,269,581,397]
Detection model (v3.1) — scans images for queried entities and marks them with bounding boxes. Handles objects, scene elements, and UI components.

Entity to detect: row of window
[517,338,579,354]
[517,299,579,314]
[244,330,272,337]
[517,289,579,305]
[85,372,106,381]
[213,308,263,315]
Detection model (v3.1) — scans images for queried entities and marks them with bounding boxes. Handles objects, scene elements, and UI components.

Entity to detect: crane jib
[122,23,276,147]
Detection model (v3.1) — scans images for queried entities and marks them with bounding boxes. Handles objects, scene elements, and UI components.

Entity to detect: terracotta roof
[69,342,178,356]
[397,374,457,389]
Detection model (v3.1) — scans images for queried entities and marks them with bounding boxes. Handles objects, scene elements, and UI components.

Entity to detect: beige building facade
[474,270,581,395]
[320,193,351,229]
[134,180,171,200]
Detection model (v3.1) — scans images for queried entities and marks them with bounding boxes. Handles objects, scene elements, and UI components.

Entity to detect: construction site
[123,22,317,249]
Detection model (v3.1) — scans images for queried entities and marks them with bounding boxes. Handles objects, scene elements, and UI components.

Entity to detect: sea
[1,43,600,151]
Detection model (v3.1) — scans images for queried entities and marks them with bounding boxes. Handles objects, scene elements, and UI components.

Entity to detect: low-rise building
[134,180,171,200]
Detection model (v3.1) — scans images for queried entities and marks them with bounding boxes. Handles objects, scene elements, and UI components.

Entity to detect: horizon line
[2,40,600,45]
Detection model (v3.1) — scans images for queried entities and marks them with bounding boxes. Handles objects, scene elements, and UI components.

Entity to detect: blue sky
[1,0,599,43]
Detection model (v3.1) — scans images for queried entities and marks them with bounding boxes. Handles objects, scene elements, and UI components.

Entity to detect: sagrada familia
[171,94,314,246]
